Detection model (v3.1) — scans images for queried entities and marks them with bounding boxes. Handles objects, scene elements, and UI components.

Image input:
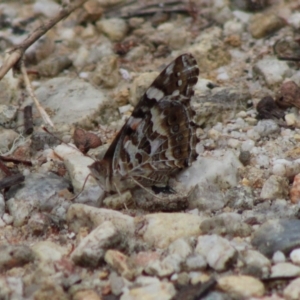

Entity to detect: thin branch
[0,0,88,81]
[20,59,54,127]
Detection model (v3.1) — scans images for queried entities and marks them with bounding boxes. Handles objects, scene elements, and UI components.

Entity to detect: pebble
[287,12,300,29]
[31,241,68,262]
[0,277,23,300]
[185,253,207,271]
[196,235,237,271]
[54,144,104,206]
[225,185,254,209]
[273,251,286,264]
[254,120,280,137]
[71,221,124,268]
[260,175,289,199]
[241,249,271,277]
[290,249,300,265]
[252,219,300,258]
[0,244,35,271]
[188,182,225,211]
[178,150,243,190]
[284,277,300,300]
[254,57,291,86]
[67,204,135,235]
[6,172,70,226]
[135,213,204,248]
[290,174,300,203]
[271,262,300,278]
[200,212,252,237]
[217,275,265,298]
[0,128,19,153]
[105,250,141,280]
[33,77,107,126]
[272,159,300,177]
[249,13,285,38]
[0,104,17,125]
[109,272,124,296]
[96,18,128,41]
[120,277,176,300]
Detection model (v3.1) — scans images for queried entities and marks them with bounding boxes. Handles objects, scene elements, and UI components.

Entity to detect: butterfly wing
[112,53,200,187]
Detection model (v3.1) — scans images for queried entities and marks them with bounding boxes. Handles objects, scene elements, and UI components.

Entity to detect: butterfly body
[89,53,199,193]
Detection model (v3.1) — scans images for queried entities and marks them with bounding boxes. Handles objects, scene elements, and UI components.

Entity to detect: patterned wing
[112,53,200,187]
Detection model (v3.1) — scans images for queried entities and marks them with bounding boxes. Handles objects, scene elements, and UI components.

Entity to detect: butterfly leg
[152,185,176,194]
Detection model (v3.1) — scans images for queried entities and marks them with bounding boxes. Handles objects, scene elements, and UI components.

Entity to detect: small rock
[120,277,176,300]
[0,244,35,271]
[67,203,135,234]
[103,190,133,210]
[31,241,68,262]
[130,71,159,106]
[254,57,291,86]
[6,172,70,226]
[290,248,300,265]
[200,213,252,237]
[225,185,254,209]
[196,235,237,271]
[178,150,243,190]
[290,174,300,203]
[135,213,204,248]
[27,212,51,235]
[0,105,17,125]
[271,262,300,278]
[97,18,128,41]
[185,253,207,271]
[105,250,140,280]
[37,55,72,77]
[188,182,226,211]
[33,77,107,126]
[276,81,300,109]
[241,249,271,277]
[91,55,120,88]
[73,290,101,300]
[254,120,280,137]
[249,13,285,39]
[188,27,231,71]
[256,96,284,120]
[71,221,125,267]
[217,275,265,298]
[273,159,300,178]
[0,128,19,154]
[239,150,251,166]
[109,272,124,296]
[54,144,104,205]
[0,277,23,300]
[252,219,300,258]
[260,175,289,199]
[288,12,300,30]
[273,251,286,264]
[284,277,300,300]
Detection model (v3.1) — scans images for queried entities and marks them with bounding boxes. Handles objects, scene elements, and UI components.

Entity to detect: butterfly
[89,53,199,194]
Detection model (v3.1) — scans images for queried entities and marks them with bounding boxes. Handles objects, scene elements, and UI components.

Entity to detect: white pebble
[272,251,286,264]
[241,140,255,152]
[290,249,300,265]
[247,129,260,140]
[227,138,241,149]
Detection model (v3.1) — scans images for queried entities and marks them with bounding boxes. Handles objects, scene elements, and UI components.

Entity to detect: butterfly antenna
[130,177,164,200]
[69,173,92,201]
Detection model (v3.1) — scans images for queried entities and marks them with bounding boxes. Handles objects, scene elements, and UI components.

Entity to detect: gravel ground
[1,0,300,299]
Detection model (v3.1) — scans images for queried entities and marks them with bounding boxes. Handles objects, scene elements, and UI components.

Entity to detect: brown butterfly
[89,53,199,194]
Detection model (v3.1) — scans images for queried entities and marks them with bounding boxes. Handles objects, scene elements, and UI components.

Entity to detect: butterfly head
[88,159,112,192]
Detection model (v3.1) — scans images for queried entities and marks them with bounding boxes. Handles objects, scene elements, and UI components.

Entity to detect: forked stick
[0,0,88,81]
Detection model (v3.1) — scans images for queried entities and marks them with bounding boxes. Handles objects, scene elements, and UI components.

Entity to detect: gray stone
[6,172,70,226]
[260,175,289,199]
[225,186,254,209]
[252,219,300,258]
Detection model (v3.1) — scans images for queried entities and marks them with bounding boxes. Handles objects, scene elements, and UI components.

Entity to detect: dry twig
[20,59,54,127]
[0,0,88,81]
